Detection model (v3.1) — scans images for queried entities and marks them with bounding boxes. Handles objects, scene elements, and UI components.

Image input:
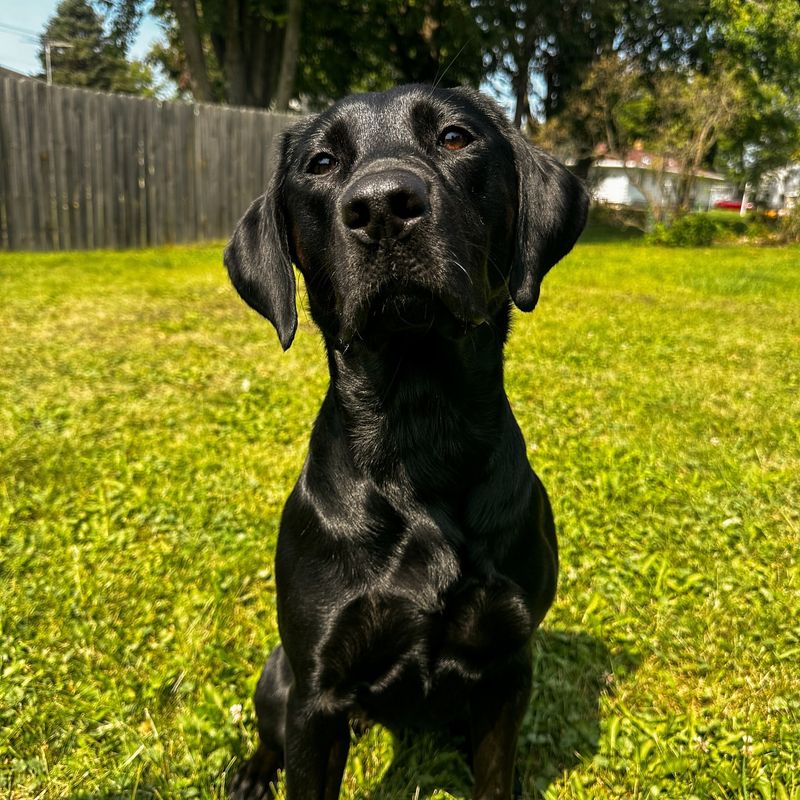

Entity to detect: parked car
[714,199,754,211]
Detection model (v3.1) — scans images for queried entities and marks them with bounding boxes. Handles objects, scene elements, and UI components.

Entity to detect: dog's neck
[323,320,512,492]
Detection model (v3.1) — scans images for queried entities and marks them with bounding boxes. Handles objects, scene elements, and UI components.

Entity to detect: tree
[124,0,491,108]
[143,0,309,107]
[523,0,799,202]
[536,53,745,218]
[295,0,491,106]
[38,0,154,95]
[478,0,631,131]
[39,0,117,89]
[651,70,742,210]
[710,0,800,185]
[102,0,800,200]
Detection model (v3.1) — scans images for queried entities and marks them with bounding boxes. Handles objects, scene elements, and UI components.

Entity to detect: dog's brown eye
[439,127,473,151]
[307,153,338,175]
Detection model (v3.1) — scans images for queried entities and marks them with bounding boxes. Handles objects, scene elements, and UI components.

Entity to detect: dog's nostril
[343,199,370,230]
[389,189,428,221]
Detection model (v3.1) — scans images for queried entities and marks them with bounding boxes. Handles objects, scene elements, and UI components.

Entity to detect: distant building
[589,148,733,210]
[760,165,800,211]
[0,66,38,81]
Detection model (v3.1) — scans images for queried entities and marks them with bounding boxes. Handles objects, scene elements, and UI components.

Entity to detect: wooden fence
[0,76,299,251]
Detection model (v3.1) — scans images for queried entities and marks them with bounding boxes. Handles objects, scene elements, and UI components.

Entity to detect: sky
[0,0,164,75]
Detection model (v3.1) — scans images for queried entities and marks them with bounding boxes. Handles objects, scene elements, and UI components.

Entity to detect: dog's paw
[228,747,281,800]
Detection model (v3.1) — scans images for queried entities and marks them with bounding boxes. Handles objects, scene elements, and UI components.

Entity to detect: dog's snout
[341,170,429,243]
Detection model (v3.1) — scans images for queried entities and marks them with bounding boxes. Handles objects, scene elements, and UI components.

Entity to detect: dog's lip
[336,284,487,347]
[369,287,440,329]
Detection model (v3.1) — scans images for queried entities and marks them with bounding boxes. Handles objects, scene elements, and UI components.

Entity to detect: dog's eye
[438,126,474,151]
[307,153,338,175]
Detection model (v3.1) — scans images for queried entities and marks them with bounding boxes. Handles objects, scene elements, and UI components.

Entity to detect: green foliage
[647,212,781,247]
[37,0,154,95]
[298,0,490,103]
[710,0,800,183]
[647,214,719,247]
[537,1,800,195]
[706,212,749,239]
[2,241,800,797]
[146,0,490,108]
[109,0,800,196]
[584,206,647,240]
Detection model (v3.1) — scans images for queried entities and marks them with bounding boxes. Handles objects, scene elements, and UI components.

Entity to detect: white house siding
[590,159,732,210]
[594,170,643,205]
[761,166,800,210]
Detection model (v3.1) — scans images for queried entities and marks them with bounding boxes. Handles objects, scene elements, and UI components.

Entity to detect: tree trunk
[625,164,662,225]
[420,0,443,81]
[274,0,302,110]
[572,156,594,180]
[169,0,214,101]
[513,57,531,129]
[247,24,267,106]
[543,58,556,120]
[261,26,284,107]
[224,0,247,106]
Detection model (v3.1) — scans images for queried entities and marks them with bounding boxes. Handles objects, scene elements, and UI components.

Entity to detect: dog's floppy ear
[508,134,589,311]
[224,134,296,350]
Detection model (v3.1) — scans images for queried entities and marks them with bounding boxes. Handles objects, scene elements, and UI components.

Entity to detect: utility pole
[740,182,751,217]
[44,39,73,86]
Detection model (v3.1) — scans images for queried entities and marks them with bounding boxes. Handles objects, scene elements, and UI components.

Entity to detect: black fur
[224,85,588,800]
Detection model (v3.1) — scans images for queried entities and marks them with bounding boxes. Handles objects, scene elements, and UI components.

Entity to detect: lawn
[1,234,799,799]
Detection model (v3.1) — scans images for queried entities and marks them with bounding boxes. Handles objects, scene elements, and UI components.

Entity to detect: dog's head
[225,85,588,350]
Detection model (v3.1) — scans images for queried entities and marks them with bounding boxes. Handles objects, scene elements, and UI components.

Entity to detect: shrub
[646,222,669,245]
[646,214,718,246]
[745,217,772,241]
[589,204,648,232]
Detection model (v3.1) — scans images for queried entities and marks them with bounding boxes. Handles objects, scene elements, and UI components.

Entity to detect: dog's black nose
[341,170,429,243]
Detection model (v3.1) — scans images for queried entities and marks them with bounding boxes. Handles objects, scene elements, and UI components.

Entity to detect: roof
[0,66,41,81]
[593,149,727,181]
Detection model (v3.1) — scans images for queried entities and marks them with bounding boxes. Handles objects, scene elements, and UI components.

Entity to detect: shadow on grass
[519,628,635,797]
[372,628,633,800]
[578,222,645,244]
[76,630,631,800]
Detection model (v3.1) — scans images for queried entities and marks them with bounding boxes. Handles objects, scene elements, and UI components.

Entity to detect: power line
[0,21,40,36]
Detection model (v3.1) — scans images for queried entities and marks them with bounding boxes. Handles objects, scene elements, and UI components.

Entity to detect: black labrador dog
[224,85,588,800]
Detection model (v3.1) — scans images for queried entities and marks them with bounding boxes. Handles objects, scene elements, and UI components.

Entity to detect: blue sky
[0,0,163,74]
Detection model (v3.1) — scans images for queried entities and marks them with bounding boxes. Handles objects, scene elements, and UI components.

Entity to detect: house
[589,147,734,210]
[760,165,800,211]
[0,66,39,81]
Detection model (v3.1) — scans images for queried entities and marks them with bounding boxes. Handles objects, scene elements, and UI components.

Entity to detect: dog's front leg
[284,690,350,800]
[469,656,532,800]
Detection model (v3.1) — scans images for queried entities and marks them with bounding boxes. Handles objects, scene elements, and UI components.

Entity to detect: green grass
[1,235,799,799]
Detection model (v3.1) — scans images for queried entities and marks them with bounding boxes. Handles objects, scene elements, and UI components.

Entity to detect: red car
[714,199,754,211]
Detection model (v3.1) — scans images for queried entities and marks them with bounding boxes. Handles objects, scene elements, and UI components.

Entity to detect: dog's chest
[315,531,535,723]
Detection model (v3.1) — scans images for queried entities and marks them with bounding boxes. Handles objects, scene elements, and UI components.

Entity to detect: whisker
[431,38,473,91]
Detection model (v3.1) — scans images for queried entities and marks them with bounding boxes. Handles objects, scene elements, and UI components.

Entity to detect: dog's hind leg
[229,645,292,799]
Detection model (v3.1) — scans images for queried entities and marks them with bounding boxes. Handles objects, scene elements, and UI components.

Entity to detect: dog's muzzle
[340,168,430,244]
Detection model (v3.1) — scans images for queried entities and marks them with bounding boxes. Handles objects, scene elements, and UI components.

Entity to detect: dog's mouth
[369,288,440,331]
[337,283,486,346]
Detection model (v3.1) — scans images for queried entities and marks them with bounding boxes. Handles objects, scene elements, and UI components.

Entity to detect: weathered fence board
[0,76,298,251]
